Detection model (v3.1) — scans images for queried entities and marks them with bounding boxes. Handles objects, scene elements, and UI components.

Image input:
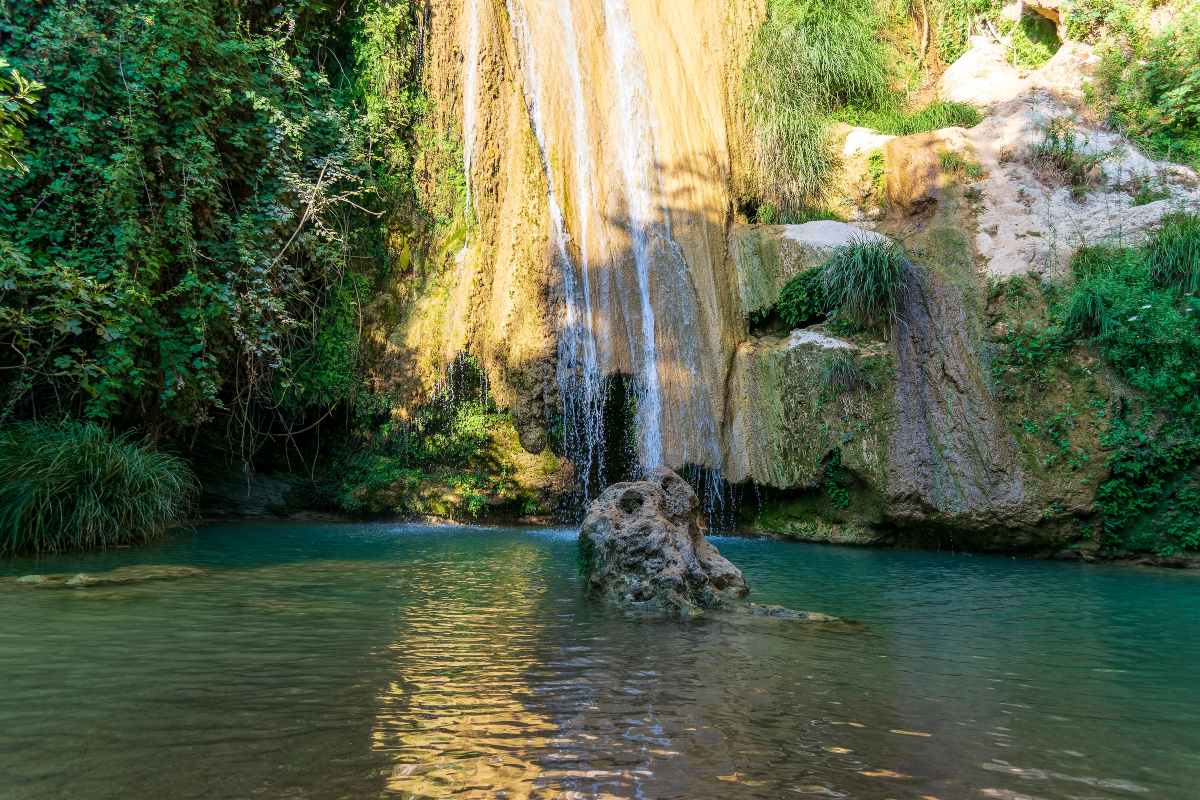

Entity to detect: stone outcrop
[580,468,748,616]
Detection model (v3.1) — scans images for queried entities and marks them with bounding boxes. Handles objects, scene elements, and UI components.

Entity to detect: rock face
[580,468,748,615]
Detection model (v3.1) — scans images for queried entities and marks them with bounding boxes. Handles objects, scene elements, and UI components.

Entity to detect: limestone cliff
[371,2,1198,550]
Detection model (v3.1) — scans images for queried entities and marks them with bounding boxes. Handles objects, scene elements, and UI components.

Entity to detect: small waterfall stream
[601,0,666,470]
[483,0,726,502]
[504,0,609,496]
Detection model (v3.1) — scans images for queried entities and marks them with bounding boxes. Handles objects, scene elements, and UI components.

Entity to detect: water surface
[1,523,1197,799]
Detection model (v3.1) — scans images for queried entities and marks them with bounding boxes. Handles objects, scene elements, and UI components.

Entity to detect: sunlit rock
[579,468,748,616]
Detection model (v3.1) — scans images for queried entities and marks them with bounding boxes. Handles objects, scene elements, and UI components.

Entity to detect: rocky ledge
[580,468,842,621]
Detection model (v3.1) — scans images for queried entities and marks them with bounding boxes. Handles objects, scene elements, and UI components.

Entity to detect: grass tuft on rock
[0,422,195,556]
[819,350,874,393]
[822,238,911,329]
[1145,213,1200,294]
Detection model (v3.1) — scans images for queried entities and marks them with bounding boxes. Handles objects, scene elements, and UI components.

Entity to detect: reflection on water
[1,523,1198,799]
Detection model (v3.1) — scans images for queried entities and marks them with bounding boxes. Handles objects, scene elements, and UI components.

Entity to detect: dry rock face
[580,469,748,615]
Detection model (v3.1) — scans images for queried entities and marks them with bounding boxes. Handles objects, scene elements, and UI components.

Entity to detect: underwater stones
[579,468,748,616]
[14,565,205,589]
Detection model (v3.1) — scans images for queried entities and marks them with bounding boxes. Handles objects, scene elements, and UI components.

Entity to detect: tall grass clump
[1062,285,1112,339]
[1145,213,1200,294]
[819,350,875,393]
[0,422,196,556]
[822,237,912,329]
[743,0,891,210]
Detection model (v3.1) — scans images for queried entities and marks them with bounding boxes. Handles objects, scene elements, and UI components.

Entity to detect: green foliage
[937,149,984,178]
[0,0,422,456]
[1031,117,1110,198]
[822,449,851,509]
[843,100,983,134]
[777,268,831,328]
[867,150,887,196]
[743,0,892,210]
[0,421,195,555]
[932,0,1001,63]
[819,350,875,393]
[1094,6,1200,167]
[0,57,43,172]
[996,218,1200,552]
[1064,0,1143,44]
[1001,12,1062,69]
[1145,212,1200,293]
[1062,284,1112,338]
[821,238,912,329]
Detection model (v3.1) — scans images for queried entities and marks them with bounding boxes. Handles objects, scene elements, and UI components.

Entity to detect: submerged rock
[579,468,748,616]
[14,565,205,589]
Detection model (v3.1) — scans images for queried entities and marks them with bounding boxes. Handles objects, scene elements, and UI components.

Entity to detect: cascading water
[555,0,609,496]
[600,0,664,470]
[504,0,608,498]
[496,0,726,507]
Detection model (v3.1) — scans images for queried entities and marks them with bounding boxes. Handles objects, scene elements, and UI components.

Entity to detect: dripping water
[505,0,608,502]
[600,0,664,470]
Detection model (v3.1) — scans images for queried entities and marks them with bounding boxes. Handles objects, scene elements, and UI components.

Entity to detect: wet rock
[14,565,205,589]
[579,468,749,616]
[743,604,841,622]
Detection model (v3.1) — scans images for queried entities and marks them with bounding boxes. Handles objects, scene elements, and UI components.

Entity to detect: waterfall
[556,0,608,494]
[505,0,608,496]
[462,0,481,214]
[500,0,724,499]
[601,0,665,470]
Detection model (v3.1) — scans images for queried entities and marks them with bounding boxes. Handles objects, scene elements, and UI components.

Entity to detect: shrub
[1093,8,1200,167]
[0,422,195,556]
[743,0,892,209]
[933,0,1002,64]
[1145,213,1200,294]
[1030,117,1110,197]
[822,238,911,329]
[778,268,831,328]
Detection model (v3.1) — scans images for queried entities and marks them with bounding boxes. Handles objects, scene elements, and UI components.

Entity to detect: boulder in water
[579,468,749,616]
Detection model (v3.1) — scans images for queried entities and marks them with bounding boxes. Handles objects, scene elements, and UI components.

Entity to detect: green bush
[1003,12,1062,69]
[1145,213,1200,293]
[1031,117,1109,197]
[822,238,911,329]
[1040,232,1200,552]
[778,268,832,328]
[743,0,892,209]
[1094,8,1200,167]
[0,0,424,451]
[0,422,195,555]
